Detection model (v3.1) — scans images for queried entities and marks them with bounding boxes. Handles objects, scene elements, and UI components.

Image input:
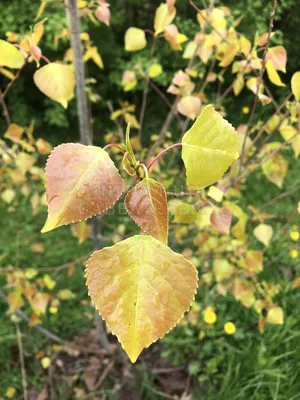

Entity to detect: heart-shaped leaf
[86,235,198,362]
[182,105,239,189]
[41,143,124,233]
[34,63,75,108]
[125,178,168,244]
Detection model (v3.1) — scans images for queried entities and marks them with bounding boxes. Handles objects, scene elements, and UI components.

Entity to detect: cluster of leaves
[1,0,300,369]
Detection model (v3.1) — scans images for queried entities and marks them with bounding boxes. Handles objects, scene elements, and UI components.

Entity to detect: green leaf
[86,235,198,363]
[125,178,168,244]
[181,105,239,189]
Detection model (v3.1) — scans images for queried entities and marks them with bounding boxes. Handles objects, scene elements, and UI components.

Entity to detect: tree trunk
[64,0,112,354]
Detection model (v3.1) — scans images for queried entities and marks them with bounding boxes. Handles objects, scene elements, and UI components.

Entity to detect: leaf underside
[86,235,198,363]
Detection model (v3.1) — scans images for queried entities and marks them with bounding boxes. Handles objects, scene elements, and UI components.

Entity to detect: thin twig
[16,323,28,400]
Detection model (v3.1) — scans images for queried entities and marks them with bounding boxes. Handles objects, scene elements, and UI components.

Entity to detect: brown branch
[0,88,11,126]
[16,323,28,400]
[2,61,27,98]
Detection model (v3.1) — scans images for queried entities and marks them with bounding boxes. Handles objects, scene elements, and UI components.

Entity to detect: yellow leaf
[266,60,285,87]
[291,71,300,102]
[41,356,51,369]
[280,125,300,158]
[34,63,75,108]
[124,27,147,52]
[149,63,162,78]
[224,322,236,335]
[233,74,244,96]
[43,274,56,290]
[72,221,92,244]
[213,259,234,282]
[266,46,287,72]
[154,3,176,36]
[253,223,273,247]
[25,268,38,279]
[290,230,299,241]
[1,188,16,204]
[0,39,24,69]
[122,70,137,91]
[35,1,47,20]
[262,154,288,188]
[290,249,298,259]
[177,96,201,120]
[86,235,198,363]
[57,289,76,300]
[8,292,24,312]
[182,105,239,189]
[6,387,16,398]
[83,46,104,69]
[266,307,284,325]
[219,42,239,67]
[207,186,224,202]
[4,123,23,143]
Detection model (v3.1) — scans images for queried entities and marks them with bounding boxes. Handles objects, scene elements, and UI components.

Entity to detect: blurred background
[1,0,300,399]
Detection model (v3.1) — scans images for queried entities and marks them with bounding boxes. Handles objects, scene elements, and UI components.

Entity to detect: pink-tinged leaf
[125,178,168,244]
[41,143,124,233]
[86,235,198,363]
[210,207,232,234]
[266,46,287,72]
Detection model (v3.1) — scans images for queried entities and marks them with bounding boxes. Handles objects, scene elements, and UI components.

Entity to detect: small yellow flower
[242,106,250,114]
[6,387,16,398]
[290,249,298,258]
[290,230,299,241]
[41,356,51,369]
[224,322,236,335]
[203,306,217,324]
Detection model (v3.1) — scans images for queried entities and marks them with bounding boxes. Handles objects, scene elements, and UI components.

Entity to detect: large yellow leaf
[291,71,300,102]
[124,27,147,52]
[41,143,124,233]
[86,235,198,362]
[0,39,24,69]
[181,105,239,189]
[33,63,75,108]
[125,178,169,244]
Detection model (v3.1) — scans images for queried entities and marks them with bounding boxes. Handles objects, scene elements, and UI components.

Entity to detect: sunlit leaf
[0,67,15,80]
[149,63,162,78]
[86,235,198,363]
[266,306,284,325]
[233,74,245,96]
[4,123,23,143]
[72,221,92,245]
[35,138,53,155]
[34,63,75,108]
[253,223,273,247]
[154,3,176,36]
[291,71,300,102]
[210,207,232,234]
[213,259,234,282]
[262,153,288,188]
[266,46,287,72]
[265,60,285,87]
[177,96,201,120]
[83,46,104,69]
[125,178,168,244]
[41,143,124,233]
[182,105,239,189]
[124,27,147,52]
[8,292,24,312]
[0,39,24,69]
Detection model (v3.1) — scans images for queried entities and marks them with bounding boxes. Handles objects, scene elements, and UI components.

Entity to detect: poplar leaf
[210,207,232,234]
[125,178,168,244]
[266,60,285,87]
[177,96,201,120]
[182,105,239,189]
[291,71,300,102]
[266,46,287,72]
[262,154,288,188]
[86,235,198,363]
[253,223,273,247]
[124,27,147,52]
[34,63,75,108]
[0,39,24,69]
[41,143,124,233]
[149,63,163,78]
